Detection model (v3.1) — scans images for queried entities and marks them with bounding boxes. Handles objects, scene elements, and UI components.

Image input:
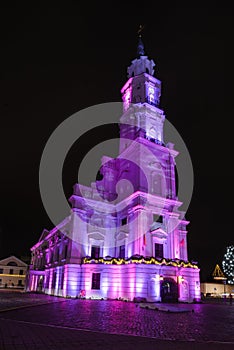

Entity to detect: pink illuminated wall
[28,38,200,303]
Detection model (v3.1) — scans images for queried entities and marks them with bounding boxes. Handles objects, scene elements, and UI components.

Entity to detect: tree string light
[222,245,234,284]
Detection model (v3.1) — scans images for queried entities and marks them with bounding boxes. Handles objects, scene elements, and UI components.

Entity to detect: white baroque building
[28,37,201,303]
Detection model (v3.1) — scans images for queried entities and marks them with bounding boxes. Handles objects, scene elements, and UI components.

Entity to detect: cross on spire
[137,24,145,57]
[137,24,144,37]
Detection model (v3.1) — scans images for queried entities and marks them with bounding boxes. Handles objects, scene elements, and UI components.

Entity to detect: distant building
[27,36,201,303]
[200,264,233,297]
[0,255,28,289]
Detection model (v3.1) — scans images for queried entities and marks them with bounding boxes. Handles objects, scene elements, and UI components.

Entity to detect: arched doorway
[160,277,178,303]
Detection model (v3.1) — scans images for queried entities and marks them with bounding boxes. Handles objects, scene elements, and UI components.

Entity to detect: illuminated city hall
[28,36,201,303]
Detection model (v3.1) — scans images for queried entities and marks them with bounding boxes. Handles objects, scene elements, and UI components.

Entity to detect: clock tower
[119,35,165,153]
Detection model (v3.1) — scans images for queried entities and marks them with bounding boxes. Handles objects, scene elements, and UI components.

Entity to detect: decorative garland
[82,256,198,269]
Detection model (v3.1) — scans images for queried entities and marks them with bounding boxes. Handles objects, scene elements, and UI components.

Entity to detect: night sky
[1,4,234,281]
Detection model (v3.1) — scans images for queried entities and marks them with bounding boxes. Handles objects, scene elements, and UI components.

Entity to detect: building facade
[200,282,233,297]
[28,37,201,302]
[0,255,28,289]
[201,264,233,297]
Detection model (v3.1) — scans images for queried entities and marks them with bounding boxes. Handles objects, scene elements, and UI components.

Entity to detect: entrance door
[37,275,44,292]
[160,278,178,303]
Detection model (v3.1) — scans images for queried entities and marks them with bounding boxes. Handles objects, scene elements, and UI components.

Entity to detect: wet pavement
[0,290,233,349]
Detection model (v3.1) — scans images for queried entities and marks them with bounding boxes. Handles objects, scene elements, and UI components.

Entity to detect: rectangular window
[9,269,14,275]
[0,279,2,284]
[19,269,24,275]
[52,272,56,289]
[119,245,125,259]
[55,248,59,262]
[155,243,163,258]
[45,275,50,289]
[91,273,101,290]
[91,246,100,259]
[64,244,68,259]
[18,280,23,286]
[0,269,3,274]
[60,269,64,290]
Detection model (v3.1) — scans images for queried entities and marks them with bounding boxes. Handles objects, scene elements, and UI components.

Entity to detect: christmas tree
[212,264,226,281]
[222,245,234,284]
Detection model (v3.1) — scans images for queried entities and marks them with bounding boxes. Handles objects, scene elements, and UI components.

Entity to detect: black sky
[0,4,234,281]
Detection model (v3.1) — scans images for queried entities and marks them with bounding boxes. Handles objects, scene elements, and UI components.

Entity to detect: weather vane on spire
[137,24,144,38]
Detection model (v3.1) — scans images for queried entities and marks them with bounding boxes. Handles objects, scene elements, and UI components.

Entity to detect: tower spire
[137,24,145,57]
[127,26,155,78]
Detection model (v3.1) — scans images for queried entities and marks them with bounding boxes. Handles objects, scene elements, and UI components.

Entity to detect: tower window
[55,247,59,262]
[63,244,68,259]
[155,243,163,259]
[121,217,127,226]
[153,214,163,223]
[91,246,100,259]
[92,273,101,290]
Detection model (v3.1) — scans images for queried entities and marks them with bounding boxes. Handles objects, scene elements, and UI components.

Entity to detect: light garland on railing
[82,256,198,269]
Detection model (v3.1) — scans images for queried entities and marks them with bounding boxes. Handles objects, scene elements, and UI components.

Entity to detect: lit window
[124,90,131,110]
[148,86,155,104]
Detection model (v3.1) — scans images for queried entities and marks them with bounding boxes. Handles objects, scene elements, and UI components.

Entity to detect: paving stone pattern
[0,291,233,349]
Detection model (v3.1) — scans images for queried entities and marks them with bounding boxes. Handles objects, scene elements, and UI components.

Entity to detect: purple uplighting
[27,36,200,303]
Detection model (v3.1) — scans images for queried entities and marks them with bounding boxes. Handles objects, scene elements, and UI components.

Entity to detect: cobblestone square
[0,290,233,349]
